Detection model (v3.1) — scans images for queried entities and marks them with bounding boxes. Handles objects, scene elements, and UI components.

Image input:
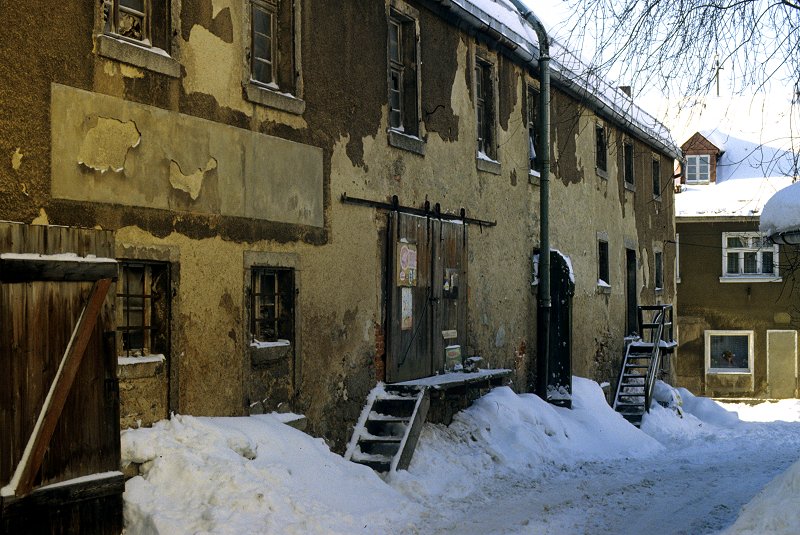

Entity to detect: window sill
[655,287,663,295]
[388,129,425,156]
[529,169,540,186]
[245,81,305,115]
[719,276,782,283]
[596,283,611,294]
[706,369,752,375]
[596,167,608,180]
[96,34,180,78]
[686,180,710,185]
[476,154,501,175]
[624,182,636,193]
[652,194,662,202]
[250,342,292,369]
[117,354,166,379]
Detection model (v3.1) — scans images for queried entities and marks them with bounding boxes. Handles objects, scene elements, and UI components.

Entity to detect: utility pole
[713,54,724,97]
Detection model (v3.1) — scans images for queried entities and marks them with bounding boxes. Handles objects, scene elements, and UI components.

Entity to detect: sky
[120,377,800,534]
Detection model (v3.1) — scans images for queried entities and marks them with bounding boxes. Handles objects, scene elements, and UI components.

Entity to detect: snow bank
[122,414,420,535]
[760,180,800,236]
[724,456,800,535]
[717,398,800,423]
[392,378,663,500]
[678,387,740,427]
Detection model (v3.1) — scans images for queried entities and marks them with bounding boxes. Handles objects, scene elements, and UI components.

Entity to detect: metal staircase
[613,305,675,427]
[345,384,430,473]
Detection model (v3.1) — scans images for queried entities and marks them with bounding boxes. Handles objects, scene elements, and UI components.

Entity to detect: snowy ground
[121,378,800,534]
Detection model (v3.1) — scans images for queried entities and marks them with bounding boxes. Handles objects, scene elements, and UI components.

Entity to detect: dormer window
[686,154,710,184]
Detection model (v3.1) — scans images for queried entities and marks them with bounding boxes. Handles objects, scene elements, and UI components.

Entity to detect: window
[251,267,295,344]
[654,251,663,291]
[652,157,661,198]
[475,59,496,159]
[598,240,610,287]
[388,9,419,137]
[117,261,170,357]
[623,142,634,188]
[676,233,681,283]
[246,0,302,113]
[686,154,710,183]
[103,0,170,51]
[527,86,541,174]
[705,330,753,373]
[595,124,607,174]
[721,232,779,281]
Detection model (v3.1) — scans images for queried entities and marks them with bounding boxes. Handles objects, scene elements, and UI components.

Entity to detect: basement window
[117,261,170,358]
[705,330,753,373]
[251,267,295,345]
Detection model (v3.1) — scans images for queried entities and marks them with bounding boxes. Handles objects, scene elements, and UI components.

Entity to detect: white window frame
[686,154,710,184]
[705,330,754,377]
[720,231,781,283]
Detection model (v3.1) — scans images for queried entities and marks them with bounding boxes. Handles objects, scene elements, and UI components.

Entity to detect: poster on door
[397,242,417,287]
[401,287,413,330]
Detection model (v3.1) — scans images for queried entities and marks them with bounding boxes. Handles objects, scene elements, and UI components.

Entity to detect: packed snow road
[418,421,800,534]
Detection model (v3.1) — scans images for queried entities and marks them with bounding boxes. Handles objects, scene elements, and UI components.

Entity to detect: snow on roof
[449,0,679,157]
[673,95,799,219]
[760,180,800,236]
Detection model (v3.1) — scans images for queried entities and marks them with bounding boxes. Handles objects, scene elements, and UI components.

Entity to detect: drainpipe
[507,0,551,400]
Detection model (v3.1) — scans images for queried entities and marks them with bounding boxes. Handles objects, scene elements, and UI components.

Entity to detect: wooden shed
[0,223,122,535]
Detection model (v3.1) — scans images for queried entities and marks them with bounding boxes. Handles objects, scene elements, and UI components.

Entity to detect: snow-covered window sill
[96,34,180,78]
[250,340,292,368]
[624,181,636,193]
[245,81,305,115]
[529,169,541,186]
[719,276,782,284]
[596,280,611,294]
[117,354,165,379]
[476,153,501,175]
[706,369,752,375]
[388,129,425,156]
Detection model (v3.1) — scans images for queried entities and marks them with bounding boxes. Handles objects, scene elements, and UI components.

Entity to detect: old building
[675,123,799,398]
[0,0,678,455]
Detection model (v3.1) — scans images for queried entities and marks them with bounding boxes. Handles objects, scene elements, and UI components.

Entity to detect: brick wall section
[374,323,386,382]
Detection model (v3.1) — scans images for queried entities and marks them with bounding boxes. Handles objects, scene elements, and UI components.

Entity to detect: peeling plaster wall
[0,0,676,448]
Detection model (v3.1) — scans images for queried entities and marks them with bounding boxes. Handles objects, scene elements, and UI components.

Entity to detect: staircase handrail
[643,304,671,413]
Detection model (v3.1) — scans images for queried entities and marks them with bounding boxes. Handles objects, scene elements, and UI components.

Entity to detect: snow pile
[122,414,420,534]
[724,456,800,535]
[717,397,800,423]
[760,180,800,237]
[392,378,663,500]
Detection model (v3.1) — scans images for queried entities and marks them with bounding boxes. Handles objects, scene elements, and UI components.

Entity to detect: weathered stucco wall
[0,0,677,448]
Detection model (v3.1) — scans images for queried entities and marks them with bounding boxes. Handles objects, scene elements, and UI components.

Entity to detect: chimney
[618,85,632,98]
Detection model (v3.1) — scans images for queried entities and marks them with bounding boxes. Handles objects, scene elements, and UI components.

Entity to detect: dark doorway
[626,248,638,335]
[386,212,467,382]
[546,250,574,408]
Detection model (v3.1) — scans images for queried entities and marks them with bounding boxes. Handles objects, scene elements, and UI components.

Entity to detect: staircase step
[615,402,645,408]
[359,435,403,444]
[367,412,410,422]
[352,459,392,472]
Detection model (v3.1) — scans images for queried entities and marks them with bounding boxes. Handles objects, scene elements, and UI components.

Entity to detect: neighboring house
[675,128,799,398]
[0,0,678,459]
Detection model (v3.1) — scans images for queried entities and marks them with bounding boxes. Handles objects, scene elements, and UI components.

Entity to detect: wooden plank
[8,278,112,497]
[0,257,117,283]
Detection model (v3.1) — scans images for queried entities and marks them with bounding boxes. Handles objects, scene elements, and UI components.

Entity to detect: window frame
[250,266,295,345]
[652,156,661,199]
[654,251,663,292]
[116,260,171,359]
[386,1,424,154]
[595,123,608,177]
[686,154,711,184]
[244,0,305,114]
[474,53,498,169]
[720,231,781,283]
[623,141,635,190]
[598,239,610,289]
[250,0,278,87]
[705,330,754,375]
[527,85,541,176]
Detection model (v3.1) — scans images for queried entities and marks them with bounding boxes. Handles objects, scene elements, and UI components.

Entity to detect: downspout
[507,0,551,399]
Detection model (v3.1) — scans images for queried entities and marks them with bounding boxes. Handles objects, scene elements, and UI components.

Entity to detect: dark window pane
[727,252,739,274]
[598,241,609,283]
[743,252,757,273]
[762,251,774,274]
[710,335,749,369]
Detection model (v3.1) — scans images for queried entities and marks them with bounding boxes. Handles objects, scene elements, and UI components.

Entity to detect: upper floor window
[652,157,661,198]
[245,0,303,113]
[527,86,541,174]
[623,141,634,189]
[595,123,608,175]
[721,232,780,281]
[388,9,420,137]
[475,59,496,160]
[104,0,170,51]
[686,154,710,184]
[654,251,663,291]
[598,239,610,287]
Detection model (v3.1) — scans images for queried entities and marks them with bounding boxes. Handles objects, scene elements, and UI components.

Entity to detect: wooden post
[6,278,112,497]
